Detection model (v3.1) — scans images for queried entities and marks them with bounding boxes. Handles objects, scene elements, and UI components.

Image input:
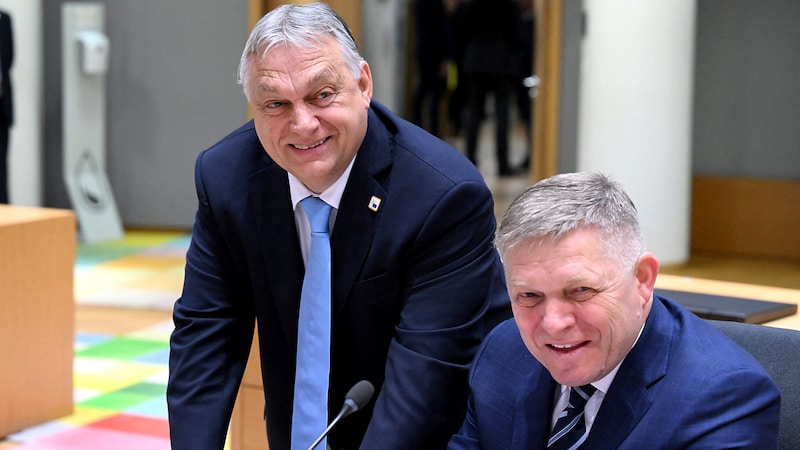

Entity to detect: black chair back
[708,319,800,450]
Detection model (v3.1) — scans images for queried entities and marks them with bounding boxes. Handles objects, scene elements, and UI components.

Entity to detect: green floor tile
[80,389,155,410]
[121,381,168,397]
[76,337,168,360]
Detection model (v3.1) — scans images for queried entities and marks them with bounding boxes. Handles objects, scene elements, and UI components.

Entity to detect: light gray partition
[61,2,123,243]
[44,0,249,230]
[693,0,800,180]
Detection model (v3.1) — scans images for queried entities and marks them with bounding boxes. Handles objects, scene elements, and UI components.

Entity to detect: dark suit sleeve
[448,318,544,450]
[590,298,780,449]
[360,178,508,449]
[447,395,481,449]
[672,366,779,449]
[447,328,495,450]
[167,151,256,449]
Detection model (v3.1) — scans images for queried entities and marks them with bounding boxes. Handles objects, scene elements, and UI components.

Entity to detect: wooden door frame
[530,0,563,182]
[249,0,361,46]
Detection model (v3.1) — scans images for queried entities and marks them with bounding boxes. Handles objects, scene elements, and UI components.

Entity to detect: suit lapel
[518,370,557,449]
[329,107,392,321]
[585,299,672,448]
[250,160,305,348]
[248,106,394,345]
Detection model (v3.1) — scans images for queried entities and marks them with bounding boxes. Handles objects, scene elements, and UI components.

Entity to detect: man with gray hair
[167,3,509,449]
[449,172,779,449]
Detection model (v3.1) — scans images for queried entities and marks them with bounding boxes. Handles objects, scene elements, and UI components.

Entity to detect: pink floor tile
[88,413,169,439]
[15,426,170,450]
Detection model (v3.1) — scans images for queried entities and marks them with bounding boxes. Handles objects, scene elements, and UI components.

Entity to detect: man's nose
[290,104,319,130]
[540,298,577,333]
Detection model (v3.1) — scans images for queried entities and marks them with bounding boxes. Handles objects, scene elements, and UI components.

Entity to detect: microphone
[307,380,375,450]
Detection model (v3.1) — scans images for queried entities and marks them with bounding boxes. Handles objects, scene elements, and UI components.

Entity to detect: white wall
[0,0,42,206]
[577,0,696,264]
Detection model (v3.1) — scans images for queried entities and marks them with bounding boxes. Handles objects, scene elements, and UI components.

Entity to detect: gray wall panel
[105,0,248,229]
[693,0,800,180]
[44,0,248,229]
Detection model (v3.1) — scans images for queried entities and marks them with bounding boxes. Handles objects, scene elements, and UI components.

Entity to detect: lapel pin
[368,195,382,212]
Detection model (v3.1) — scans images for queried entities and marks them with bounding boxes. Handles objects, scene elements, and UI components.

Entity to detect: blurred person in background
[458,0,523,176]
[410,0,454,138]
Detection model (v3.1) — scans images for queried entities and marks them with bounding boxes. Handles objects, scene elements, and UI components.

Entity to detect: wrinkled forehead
[252,43,344,83]
[255,34,336,65]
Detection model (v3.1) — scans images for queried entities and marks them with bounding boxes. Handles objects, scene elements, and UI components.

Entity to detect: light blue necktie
[291,196,333,450]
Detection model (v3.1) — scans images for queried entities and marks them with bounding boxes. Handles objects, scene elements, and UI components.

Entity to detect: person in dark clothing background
[447,0,468,137]
[0,10,14,204]
[458,0,522,176]
[411,0,454,137]
[515,0,535,170]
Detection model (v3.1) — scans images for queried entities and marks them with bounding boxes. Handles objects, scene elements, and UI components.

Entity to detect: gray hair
[495,172,645,271]
[237,2,363,100]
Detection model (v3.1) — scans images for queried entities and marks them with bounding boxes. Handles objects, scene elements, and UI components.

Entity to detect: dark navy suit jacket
[449,295,780,449]
[0,10,12,127]
[168,101,511,449]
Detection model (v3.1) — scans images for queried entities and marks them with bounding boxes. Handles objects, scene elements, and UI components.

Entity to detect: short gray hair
[495,172,645,271]
[237,2,363,100]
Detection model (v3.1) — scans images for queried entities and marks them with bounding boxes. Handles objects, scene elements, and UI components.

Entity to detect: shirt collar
[288,156,356,211]
[559,320,646,396]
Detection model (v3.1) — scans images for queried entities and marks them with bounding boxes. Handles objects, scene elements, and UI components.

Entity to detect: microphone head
[345,380,374,411]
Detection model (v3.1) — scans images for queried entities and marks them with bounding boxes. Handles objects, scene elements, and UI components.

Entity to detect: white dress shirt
[289,157,355,264]
[550,323,647,433]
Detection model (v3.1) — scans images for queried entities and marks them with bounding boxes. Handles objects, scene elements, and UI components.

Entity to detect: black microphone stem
[307,404,353,450]
[306,380,374,450]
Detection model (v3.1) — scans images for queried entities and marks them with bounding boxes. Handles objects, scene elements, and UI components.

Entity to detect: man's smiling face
[247,37,372,194]
[504,227,654,386]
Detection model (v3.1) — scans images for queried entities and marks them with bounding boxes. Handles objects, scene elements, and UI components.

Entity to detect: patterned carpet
[2,231,190,449]
[74,231,190,310]
[7,323,173,449]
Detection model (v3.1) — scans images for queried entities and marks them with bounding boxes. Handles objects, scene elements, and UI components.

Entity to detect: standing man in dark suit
[0,10,14,204]
[458,0,522,176]
[167,3,510,449]
[449,172,780,449]
[410,0,452,137]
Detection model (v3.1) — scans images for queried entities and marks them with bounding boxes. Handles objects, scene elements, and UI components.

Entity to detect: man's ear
[634,252,659,303]
[359,61,373,105]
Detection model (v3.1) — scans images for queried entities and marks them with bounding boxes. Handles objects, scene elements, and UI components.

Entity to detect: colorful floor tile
[5,322,173,449]
[2,231,190,449]
[74,231,190,311]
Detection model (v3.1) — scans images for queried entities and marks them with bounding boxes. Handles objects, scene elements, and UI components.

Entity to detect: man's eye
[571,287,597,302]
[313,90,337,105]
[257,101,284,112]
[257,101,286,116]
[514,292,543,307]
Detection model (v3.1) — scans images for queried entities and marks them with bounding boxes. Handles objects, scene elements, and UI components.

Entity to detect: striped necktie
[548,384,597,450]
[291,196,333,450]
